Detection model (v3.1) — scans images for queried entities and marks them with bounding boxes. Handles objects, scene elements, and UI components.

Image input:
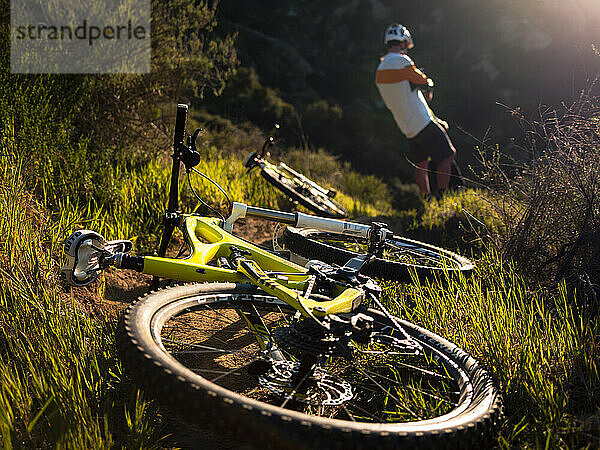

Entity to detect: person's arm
[375,64,429,84]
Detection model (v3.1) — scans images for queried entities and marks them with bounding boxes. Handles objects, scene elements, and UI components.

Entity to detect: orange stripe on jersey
[375,65,428,84]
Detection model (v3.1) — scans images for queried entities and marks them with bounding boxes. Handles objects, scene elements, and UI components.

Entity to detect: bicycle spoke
[191,368,245,376]
[280,362,316,409]
[163,338,255,356]
[210,360,258,383]
[341,404,357,421]
[203,304,243,326]
[356,366,420,420]
[360,368,457,404]
[343,400,383,422]
[155,296,466,426]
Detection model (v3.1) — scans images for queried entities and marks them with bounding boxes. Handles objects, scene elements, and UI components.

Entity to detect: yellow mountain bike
[62,104,501,449]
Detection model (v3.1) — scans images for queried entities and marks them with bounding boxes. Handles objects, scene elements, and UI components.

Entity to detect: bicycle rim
[120,283,501,448]
[261,166,347,218]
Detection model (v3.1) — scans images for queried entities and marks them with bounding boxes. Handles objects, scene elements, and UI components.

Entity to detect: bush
[478,90,600,302]
[390,250,600,448]
[301,100,343,150]
[208,67,296,131]
[390,179,423,211]
[281,147,394,215]
[280,147,343,186]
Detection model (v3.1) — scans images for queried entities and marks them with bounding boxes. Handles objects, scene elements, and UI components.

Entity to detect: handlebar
[173,104,188,151]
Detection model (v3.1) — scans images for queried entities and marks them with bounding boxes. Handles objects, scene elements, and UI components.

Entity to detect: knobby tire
[119,283,501,449]
[282,227,475,283]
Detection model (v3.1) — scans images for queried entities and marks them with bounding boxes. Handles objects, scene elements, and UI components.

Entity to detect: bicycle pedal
[62,230,134,287]
[62,230,106,286]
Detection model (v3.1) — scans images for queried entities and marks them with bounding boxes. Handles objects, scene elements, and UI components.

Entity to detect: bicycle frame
[139,213,365,317]
[223,202,368,236]
[244,131,346,219]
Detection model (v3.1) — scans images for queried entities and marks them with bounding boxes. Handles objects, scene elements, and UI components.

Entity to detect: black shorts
[408,120,456,164]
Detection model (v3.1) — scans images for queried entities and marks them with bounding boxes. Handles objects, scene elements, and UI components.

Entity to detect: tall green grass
[0,68,394,447]
[0,76,166,448]
[0,154,163,449]
[3,55,599,450]
[382,252,600,448]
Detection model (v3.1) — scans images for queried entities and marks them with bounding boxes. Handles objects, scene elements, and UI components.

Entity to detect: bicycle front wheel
[283,227,475,282]
[120,283,501,449]
[261,165,347,218]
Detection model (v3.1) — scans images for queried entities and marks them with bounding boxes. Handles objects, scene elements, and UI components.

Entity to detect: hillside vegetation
[212,0,600,179]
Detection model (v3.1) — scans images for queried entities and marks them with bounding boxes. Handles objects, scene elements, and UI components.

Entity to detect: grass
[52,148,390,252]
[0,72,394,447]
[0,153,163,449]
[381,251,600,448]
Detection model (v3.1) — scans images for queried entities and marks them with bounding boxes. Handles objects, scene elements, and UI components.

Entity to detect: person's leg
[422,121,457,194]
[415,159,430,196]
[435,151,455,190]
[408,131,431,197]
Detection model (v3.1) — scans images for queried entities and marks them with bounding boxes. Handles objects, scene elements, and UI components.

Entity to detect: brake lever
[190,128,202,153]
[260,135,275,157]
[258,123,279,157]
[181,128,203,170]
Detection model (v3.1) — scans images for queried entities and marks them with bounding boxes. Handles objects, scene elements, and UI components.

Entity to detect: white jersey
[375,53,434,138]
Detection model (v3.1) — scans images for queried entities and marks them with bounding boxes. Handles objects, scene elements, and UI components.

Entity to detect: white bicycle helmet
[384,23,414,48]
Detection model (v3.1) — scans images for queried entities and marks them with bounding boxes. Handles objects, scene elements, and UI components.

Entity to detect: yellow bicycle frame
[141,215,362,316]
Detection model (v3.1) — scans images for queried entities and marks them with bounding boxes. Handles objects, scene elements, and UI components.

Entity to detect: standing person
[375,23,457,199]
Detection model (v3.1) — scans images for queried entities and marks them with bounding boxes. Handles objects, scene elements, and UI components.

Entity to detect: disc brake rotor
[258,360,353,406]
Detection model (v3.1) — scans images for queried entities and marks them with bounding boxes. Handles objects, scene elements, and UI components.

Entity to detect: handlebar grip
[173,104,188,149]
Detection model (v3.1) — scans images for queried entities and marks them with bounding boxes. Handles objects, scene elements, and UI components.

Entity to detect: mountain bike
[62,104,501,449]
[245,126,347,218]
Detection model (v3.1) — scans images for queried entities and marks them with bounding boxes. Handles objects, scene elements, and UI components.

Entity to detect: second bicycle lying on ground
[245,125,347,218]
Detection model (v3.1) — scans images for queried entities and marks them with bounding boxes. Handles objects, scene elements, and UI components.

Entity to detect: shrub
[390,179,423,211]
[280,147,343,186]
[281,147,394,215]
[478,90,600,302]
[301,100,343,150]
[208,67,296,131]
